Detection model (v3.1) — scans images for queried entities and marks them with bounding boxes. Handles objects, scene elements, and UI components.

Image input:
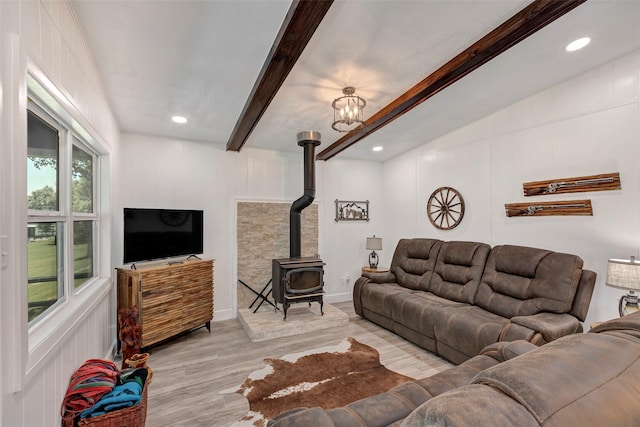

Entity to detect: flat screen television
[123,208,204,264]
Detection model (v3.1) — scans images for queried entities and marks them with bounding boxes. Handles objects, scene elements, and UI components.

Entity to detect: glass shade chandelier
[332,87,366,132]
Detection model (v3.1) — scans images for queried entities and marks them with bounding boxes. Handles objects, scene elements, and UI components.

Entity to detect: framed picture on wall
[335,200,370,222]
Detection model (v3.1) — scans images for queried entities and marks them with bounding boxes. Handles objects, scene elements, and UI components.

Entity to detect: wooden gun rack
[505,199,593,217]
[523,172,620,196]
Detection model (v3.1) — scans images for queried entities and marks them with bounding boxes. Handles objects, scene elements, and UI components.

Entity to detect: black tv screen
[123,208,204,264]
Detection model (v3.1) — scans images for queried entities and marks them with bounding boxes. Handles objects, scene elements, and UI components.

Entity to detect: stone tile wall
[237,202,318,309]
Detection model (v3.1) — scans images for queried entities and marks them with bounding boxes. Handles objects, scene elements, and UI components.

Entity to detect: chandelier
[331,87,366,132]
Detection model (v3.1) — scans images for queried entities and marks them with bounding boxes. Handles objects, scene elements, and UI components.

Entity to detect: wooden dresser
[116,258,214,348]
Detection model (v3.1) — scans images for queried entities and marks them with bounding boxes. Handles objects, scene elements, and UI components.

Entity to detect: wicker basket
[61,380,148,427]
[125,353,153,383]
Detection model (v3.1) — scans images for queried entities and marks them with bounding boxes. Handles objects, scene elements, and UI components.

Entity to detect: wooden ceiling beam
[316,0,586,161]
[226,0,333,152]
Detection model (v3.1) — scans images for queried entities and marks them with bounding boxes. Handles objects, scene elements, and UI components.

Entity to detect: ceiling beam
[226,0,333,152]
[316,0,586,161]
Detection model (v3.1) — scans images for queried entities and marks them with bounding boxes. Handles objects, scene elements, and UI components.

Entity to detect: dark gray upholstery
[434,306,510,364]
[402,312,640,426]
[569,269,597,321]
[389,238,443,291]
[353,239,596,364]
[475,245,583,318]
[270,315,640,427]
[429,241,490,303]
[268,341,536,427]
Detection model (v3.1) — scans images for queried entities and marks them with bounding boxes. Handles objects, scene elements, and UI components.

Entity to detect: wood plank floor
[144,301,453,427]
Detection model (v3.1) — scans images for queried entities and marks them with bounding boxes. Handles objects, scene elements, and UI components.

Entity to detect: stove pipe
[290,131,321,258]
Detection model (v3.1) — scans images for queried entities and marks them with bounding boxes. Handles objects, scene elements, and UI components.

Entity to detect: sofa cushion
[589,311,640,340]
[269,340,535,427]
[390,239,443,291]
[360,283,409,321]
[475,245,583,318]
[434,306,510,364]
[392,292,468,352]
[400,384,538,427]
[471,331,640,426]
[428,241,490,304]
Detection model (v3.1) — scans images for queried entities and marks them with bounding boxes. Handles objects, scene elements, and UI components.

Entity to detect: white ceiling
[71,0,640,162]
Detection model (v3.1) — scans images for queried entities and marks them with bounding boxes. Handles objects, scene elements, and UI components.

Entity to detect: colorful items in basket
[61,356,150,424]
[61,359,120,419]
[80,368,148,418]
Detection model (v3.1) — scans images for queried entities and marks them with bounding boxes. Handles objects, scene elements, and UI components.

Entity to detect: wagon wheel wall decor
[427,187,465,230]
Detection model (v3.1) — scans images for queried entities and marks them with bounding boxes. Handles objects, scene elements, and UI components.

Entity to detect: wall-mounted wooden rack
[523,172,620,196]
[505,200,593,217]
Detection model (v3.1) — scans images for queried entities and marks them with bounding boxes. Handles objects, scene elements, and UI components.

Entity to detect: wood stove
[271,131,325,320]
[272,257,324,320]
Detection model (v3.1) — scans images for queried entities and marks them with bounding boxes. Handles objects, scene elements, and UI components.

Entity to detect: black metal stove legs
[280,292,324,320]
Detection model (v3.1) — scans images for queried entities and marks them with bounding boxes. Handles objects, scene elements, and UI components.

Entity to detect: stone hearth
[237,304,348,342]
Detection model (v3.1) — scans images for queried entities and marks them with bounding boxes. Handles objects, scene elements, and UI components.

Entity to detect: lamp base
[619,291,639,317]
[369,251,379,269]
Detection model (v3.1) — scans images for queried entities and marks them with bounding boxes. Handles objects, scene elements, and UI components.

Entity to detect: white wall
[116,135,384,318]
[2,2,635,424]
[0,1,119,425]
[382,50,640,328]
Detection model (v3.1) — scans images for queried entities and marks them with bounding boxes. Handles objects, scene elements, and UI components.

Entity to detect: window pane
[73,221,95,288]
[27,111,59,211]
[28,222,64,323]
[72,143,94,213]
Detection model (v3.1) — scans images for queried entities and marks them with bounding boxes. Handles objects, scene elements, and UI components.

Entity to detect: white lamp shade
[366,237,382,251]
[606,258,640,291]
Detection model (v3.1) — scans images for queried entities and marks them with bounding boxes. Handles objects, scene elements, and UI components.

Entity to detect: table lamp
[366,236,382,268]
[606,256,640,317]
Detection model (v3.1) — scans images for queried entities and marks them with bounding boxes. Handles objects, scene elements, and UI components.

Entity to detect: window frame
[26,92,101,327]
[27,102,68,325]
[71,138,99,291]
[15,63,114,390]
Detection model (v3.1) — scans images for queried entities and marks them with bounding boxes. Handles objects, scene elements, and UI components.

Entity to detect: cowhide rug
[228,337,414,426]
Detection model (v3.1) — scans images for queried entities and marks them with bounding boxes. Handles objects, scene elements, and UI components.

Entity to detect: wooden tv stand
[116,258,214,348]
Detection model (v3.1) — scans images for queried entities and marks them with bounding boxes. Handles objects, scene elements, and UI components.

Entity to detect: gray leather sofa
[353,239,596,364]
[269,313,640,426]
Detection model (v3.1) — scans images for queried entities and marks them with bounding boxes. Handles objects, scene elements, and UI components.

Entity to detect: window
[27,101,99,324]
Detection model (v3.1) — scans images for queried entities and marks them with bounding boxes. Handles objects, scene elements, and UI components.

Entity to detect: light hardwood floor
[144,301,453,427]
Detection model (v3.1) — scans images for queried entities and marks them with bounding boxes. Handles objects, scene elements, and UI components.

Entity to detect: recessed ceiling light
[566,37,590,52]
[171,115,188,124]
[372,146,383,152]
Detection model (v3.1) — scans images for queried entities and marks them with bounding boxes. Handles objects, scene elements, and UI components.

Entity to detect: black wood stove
[271,131,325,320]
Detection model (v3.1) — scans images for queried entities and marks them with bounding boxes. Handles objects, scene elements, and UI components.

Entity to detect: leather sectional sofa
[269,313,640,426]
[352,238,596,364]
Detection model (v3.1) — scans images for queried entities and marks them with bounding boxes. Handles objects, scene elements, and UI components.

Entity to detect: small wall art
[522,172,620,196]
[505,199,593,217]
[335,200,370,222]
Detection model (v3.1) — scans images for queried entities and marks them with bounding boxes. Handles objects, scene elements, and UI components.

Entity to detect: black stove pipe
[290,131,321,258]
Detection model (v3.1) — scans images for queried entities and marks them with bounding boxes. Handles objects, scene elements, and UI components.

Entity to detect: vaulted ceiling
[71,0,640,162]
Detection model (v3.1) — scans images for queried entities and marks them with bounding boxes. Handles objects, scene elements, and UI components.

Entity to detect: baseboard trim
[214,308,233,321]
[324,292,352,304]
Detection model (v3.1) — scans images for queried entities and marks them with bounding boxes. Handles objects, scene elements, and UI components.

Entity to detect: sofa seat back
[475,245,583,318]
[428,241,490,304]
[402,313,640,427]
[390,239,443,291]
[470,329,640,425]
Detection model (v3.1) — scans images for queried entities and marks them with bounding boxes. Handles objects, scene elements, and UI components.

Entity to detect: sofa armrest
[510,313,581,343]
[570,269,596,322]
[362,271,396,283]
[479,340,538,363]
[268,407,336,427]
[353,272,397,316]
[268,381,433,427]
